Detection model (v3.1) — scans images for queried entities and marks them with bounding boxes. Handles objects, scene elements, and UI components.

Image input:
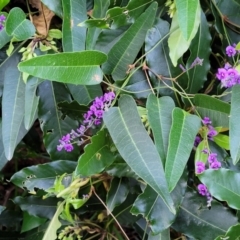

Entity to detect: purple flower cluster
[202,117,218,140]
[198,184,212,207]
[57,92,115,152]
[216,44,240,88]
[0,15,6,31]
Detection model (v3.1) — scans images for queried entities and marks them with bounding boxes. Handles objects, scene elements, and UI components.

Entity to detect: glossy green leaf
[106,178,129,212]
[184,10,211,94]
[215,224,240,240]
[24,76,41,130]
[175,0,200,41]
[199,169,240,210]
[0,0,9,11]
[18,51,107,85]
[86,0,110,50]
[147,94,175,166]
[38,81,79,160]
[10,160,76,191]
[131,170,187,234]
[5,7,35,41]
[230,85,240,164]
[62,0,86,51]
[165,108,201,192]
[1,52,28,159]
[0,28,11,50]
[103,94,175,214]
[67,84,102,105]
[148,229,170,240]
[14,196,58,219]
[76,129,115,176]
[172,187,238,240]
[21,211,46,233]
[42,0,63,18]
[42,201,64,240]
[102,2,157,80]
[213,134,230,150]
[168,13,191,67]
[123,69,151,99]
[145,18,180,97]
[193,94,230,128]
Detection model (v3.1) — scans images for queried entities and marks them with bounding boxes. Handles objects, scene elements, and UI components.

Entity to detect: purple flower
[226,45,236,57]
[216,68,228,80]
[210,161,221,170]
[196,161,205,174]
[208,153,218,164]
[194,136,201,147]
[190,57,203,68]
[0,24,3,31]
[0,15,6,22]
[179,64,186,72]
[224,63,232,69]
[202,148,208,154]
[57,92,115,152]
[207,125,218,140]
[202,117,211,125]
[198,184,208,196]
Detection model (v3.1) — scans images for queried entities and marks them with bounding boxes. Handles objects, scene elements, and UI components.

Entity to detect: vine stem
[91,186,130,240]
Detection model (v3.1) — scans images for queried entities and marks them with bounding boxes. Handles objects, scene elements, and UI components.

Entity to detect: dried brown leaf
[29,0,55,37]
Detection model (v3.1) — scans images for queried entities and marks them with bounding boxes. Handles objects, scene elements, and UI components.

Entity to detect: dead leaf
[29,0,55,37]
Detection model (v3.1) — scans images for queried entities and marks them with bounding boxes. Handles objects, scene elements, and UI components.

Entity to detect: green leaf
[10,160,76,192]
[76,129,115,176]
[148,229,170,240]
[21,211,47,233]
[184,10,211,94]
[165,108,201,192]
[67,84,102,105]
[38,81,79,160]
[230,85,240,164]
[131,185,175,234]
[0,0,9,11]
[215,224,240,240]
[42,0,63,18]
[24,76,41,130]
[103,95,175,214]
[5,7,35,41]
[18,51,107,85]
[102,2,157,80]
[194,140,208,164]
[106,178,129,212]
[168,13,191,67]
[14,196,59,219]
[175,0,200,41]
[193,94,230,128]
[145,18,180,97]
[1,52,28,159]
[199,169,240,210]
[172,187,238,240]
[62,0,86,51]
[131,170,187,234]
[213,134,230,150]
[42,201,64,240]
[0,28,11,50]
[86,0,110,50]
[147,94,175,166]
[79,19,110,29]
[0,209,22,227]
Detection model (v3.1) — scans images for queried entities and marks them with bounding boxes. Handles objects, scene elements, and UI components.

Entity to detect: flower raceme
[216,44,240,88]
[57,92,115,152]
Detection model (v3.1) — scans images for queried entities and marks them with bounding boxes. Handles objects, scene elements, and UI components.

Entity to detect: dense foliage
[1,0,240,239]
